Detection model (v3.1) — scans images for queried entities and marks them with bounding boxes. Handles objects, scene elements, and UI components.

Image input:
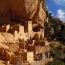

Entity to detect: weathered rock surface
[0,0,46,25]
[8,0,38,19]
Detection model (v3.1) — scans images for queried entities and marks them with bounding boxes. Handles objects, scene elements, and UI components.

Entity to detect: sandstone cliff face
[8,0,38,19]
[32,0,46,26]
[0,0,46,25]
[0,0,8,13]
[0,0,9,24]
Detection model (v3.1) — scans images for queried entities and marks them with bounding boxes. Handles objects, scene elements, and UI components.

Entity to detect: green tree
[46,59,65,65]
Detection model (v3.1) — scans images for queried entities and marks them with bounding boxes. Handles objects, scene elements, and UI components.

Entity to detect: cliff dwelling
[0,0,52,65]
